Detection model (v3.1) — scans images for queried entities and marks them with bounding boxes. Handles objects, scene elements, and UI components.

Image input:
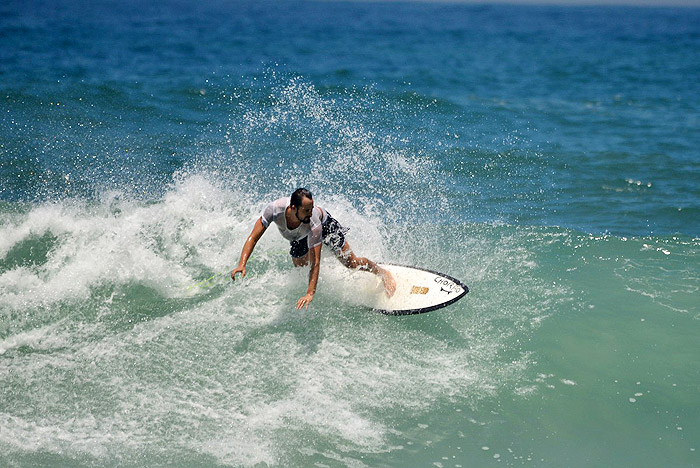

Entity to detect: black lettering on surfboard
[434,276,463,295]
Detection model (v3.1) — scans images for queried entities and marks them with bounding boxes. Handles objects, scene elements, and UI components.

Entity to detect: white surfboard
[357,263,468,315]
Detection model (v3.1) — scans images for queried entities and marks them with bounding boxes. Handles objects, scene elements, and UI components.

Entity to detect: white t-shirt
[260,197,324,249]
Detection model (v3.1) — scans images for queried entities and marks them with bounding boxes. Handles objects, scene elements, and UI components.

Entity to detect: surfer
[231,188,396,309]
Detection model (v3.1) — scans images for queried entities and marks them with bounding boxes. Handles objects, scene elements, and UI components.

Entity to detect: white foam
[0,324,68,356]
[11,68,692,468]
[0,411,144,459]
[0,176,261,313]
[0,128,570,466]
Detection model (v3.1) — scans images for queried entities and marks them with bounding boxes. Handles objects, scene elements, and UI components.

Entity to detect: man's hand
[231,265,246,281]
[296,293,314,310]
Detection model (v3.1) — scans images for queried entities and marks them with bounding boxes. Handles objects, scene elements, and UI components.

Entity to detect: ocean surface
[1,1,699,467]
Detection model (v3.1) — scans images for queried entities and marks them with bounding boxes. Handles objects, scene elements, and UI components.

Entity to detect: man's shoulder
[266,197,290,211]
[262,197,290,224]
[313,206,326,220]
[269,196,290,204]
[310,207,324,228]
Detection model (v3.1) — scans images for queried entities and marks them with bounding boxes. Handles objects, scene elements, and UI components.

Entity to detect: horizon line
[312,0,700,8]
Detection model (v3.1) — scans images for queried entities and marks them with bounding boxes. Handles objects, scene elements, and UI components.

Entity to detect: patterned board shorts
[289,212,349,258]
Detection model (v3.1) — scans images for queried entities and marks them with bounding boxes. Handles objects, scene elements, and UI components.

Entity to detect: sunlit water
[1,1,699,467]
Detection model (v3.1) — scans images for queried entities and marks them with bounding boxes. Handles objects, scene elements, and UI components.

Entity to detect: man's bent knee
[292,253,310,267]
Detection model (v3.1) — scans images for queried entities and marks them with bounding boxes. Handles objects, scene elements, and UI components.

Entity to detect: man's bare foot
[379,268,396,297]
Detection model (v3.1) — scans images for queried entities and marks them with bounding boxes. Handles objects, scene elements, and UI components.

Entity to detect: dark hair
[290,188,313,207]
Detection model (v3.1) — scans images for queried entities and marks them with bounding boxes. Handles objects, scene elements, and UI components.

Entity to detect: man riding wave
[232,188,396,309]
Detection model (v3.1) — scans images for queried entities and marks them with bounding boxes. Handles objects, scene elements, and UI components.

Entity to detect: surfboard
[364,263,469,315]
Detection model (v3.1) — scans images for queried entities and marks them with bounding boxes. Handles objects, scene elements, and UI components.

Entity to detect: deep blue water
[3,0,699,235]
[1,1,699,467]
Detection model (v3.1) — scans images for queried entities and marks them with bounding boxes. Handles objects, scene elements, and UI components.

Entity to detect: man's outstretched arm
[296,243,322,310]
[232,217,267,280]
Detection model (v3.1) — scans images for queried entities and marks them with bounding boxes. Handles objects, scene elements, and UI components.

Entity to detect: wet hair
[290,188,313,208]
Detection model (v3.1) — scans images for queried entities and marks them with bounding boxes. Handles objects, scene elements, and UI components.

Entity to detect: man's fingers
[231,269,245,281]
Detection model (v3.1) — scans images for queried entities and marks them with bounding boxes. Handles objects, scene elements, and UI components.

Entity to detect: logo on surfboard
[434,276,463,295]
[408,277,463,296]
[410,286,429,295]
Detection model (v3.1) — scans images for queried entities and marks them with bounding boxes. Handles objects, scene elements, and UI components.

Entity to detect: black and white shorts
[288,212,349,258]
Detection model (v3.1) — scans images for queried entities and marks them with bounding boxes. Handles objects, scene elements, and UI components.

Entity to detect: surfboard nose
[369,263,468,315]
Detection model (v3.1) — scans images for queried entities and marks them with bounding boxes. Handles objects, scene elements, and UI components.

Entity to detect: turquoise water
[1,1,699,467]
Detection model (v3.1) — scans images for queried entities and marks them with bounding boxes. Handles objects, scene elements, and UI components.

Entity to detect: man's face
[295,196,314,224]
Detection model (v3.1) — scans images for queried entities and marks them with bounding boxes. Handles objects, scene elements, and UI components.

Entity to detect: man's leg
[289,238,310,267]
[292,252,310,267]
[336,242,396,296]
